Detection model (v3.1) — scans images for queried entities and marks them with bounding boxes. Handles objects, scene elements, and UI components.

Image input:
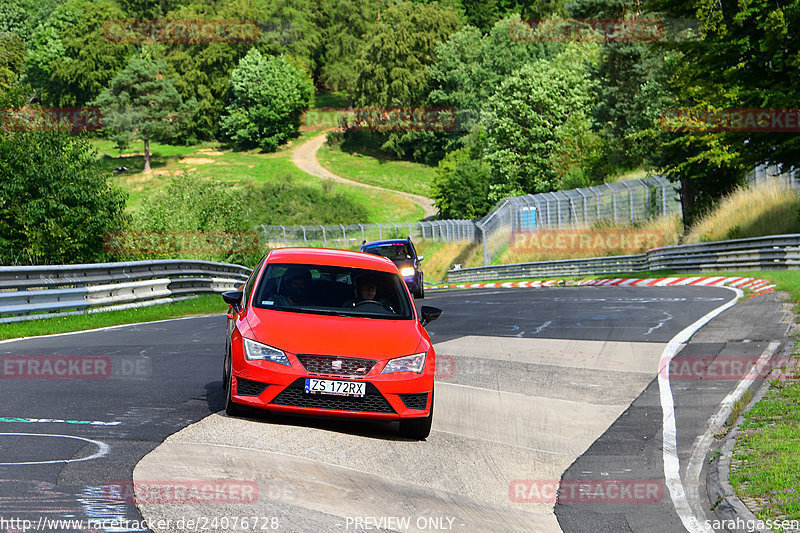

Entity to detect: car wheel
[399,390,433,440]
[225,358,243,417]
[222,349,230,391]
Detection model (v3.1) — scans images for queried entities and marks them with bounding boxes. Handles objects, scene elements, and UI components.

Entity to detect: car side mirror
[420,306,442,326]
[222,290,244,312]
[418,255,424,262]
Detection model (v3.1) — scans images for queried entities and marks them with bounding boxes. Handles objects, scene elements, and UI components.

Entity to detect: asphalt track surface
[0,286,769,532]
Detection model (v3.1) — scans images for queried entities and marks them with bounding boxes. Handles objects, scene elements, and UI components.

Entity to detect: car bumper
[230,357,433,420]
[403,274,421,292]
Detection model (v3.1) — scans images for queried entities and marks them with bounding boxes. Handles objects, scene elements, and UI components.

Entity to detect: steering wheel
[353,300,395,313]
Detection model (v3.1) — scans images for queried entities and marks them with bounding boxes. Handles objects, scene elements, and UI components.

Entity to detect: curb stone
[428,276,775,294]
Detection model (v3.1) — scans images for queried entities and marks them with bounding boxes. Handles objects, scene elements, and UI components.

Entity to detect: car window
[253,263,413,320]
[363,243,412,260]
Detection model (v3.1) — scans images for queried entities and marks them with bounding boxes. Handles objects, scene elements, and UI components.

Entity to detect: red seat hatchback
[221,248,443,440]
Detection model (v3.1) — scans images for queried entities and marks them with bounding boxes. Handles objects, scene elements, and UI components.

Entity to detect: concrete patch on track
[134,336,668,532]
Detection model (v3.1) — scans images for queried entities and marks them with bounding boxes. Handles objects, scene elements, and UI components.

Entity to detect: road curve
[133,286,738,532]
[0,286,780,533]
[291,132,438,219]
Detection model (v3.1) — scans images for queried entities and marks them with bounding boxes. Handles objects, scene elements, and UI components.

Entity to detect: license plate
[304,378,366,397]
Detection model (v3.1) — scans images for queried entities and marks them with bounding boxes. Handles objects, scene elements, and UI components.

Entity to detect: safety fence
[446,234,800,282]
[0,260,251,323]
[256,176,681,265]
[255,220,477,249]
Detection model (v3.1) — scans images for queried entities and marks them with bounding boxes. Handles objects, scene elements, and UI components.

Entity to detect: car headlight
[400,267,415,277]
[243,338,291,366]
[382,352,426,374]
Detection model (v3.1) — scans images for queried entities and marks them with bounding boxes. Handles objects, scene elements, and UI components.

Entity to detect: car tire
[225,359,243,417]
[399,390,433,440]
[222,350,230,391]
[415,274,425,299]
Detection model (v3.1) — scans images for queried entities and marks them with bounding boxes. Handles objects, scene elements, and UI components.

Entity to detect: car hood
[246,307,427,359]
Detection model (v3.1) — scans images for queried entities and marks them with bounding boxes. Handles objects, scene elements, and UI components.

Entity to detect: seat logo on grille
[331,360,343,371]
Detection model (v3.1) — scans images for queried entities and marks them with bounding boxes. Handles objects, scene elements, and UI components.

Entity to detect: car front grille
[398,392,429,410]
[270,379,395,413]
[236,377,269,397]
[297,355,376,377]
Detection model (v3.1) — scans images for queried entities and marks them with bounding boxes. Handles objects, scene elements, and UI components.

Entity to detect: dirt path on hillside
[291,132,437,219]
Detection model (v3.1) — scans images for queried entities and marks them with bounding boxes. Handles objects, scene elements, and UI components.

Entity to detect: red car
[221,248,443,440]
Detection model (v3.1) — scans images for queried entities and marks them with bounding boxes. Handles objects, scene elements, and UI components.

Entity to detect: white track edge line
[658,285,742,533]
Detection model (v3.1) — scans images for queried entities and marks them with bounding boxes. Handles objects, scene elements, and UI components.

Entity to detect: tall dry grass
[498,214,683,264]
[685,181,800,243]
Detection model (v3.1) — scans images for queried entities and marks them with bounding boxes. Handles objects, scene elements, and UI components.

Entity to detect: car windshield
[363,243,412,260]
[253,263,413,320]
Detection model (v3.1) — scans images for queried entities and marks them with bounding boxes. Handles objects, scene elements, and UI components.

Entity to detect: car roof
[362,239,412,247]
[266,247,397,273]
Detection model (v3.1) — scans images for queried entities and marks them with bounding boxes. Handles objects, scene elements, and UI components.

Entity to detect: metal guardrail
[0,259,251,324]
[446,234,800,282]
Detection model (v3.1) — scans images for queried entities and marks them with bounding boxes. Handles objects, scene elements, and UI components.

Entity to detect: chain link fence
[255,220,477,249]
[256,176,681,264]
[475,176,681,265]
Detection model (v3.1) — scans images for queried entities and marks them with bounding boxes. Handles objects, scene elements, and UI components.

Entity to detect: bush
[221,50,313,152]
[0,99,128,265]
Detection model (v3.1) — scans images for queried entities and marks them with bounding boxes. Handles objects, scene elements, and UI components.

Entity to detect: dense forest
[0,0,798,263]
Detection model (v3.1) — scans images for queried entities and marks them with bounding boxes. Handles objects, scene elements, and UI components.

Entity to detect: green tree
[161,0,321,141]
[0,0,63,44]
[352,1,461,107]
[432,126,494,219]
[642,0,800,224]
[416,16,560,162]
[93,55,194,172]
[482,45,599,197]
[318,0,377,92]
[0,32,25,90]
[220,49,313,152]
[0,97,128,265]
[25,0,131,106]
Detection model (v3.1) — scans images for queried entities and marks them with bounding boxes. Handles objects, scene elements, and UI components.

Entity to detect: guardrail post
[661,182,668,215]
[358,224,365,243]
[302,226,307,246]
[340,224,346,246]
[377,223,382,240]
[280,225,286,243]
[320,225,327,247]
[392,222,398,238]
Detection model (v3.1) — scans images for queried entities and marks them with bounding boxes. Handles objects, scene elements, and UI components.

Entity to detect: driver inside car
[345,274,395,312]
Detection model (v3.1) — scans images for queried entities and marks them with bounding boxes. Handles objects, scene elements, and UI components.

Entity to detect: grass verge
[0,295,228,341]
[729,354,800,528]
[92,135,422,223]
[316,137,437,197]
